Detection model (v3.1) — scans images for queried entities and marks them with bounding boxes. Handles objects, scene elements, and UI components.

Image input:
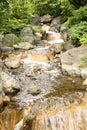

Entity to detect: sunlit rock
[3,96,10,105]
[13,42,34,50]
[40,14,52,23]
[4,53,24,68]
[83,79,87,85]
[1,72,21,95]
[27,85,41,96]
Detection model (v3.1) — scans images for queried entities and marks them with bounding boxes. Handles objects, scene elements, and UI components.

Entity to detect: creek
[0,26,87,130]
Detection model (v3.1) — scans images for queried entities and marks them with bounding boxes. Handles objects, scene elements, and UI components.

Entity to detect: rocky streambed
[0,45,87,130]
[0,15,87,130]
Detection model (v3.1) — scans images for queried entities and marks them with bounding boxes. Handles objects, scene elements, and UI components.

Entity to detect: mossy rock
[3,34,20,46]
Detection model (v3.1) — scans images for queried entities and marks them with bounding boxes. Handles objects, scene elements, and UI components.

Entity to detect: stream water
[0,28,87,130]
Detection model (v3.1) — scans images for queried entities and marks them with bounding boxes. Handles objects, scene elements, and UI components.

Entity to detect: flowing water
[0,27,87,130]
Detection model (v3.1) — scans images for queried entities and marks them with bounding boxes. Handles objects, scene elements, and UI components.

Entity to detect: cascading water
[0,24,87,130]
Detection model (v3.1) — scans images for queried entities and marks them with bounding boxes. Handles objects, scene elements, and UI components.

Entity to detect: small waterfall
[30,104,87,130]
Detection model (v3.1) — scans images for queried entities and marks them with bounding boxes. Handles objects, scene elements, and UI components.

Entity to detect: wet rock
[27,86,41,96]
[34,40,48,47]
[28,47,54,62]
[40,14,52,23]
[1,72,21,95]
[49,26,59,33]
[23,107,38,130]
[30,14,40,25]
[46,31,64,44]
[41,24,50,32]
[13,42,34,50]
[2,34,19,46]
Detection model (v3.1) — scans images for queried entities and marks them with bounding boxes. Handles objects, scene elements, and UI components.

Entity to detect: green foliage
[80,34,87,46]
[79,52,87,67]
[34,0,61,16]
[66,5,87,26]
[60,0,74,17]
[68,0,87,8]
[0,0,34,35]
[10,0,34,20]
[69,22,87,46]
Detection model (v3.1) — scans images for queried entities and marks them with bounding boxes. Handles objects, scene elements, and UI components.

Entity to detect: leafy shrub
[66,5,87,27]
[60,0,75,17]
[80,34,87,46]
[34,0,61,16]
[69,21,87,46]
[0,0,34,35]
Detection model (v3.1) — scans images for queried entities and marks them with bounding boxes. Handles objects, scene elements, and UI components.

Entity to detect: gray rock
[40,14,52,23]
[49,26,59,33]
[20,27,33,37]
[20,27,35,43]
[60,46,87,76]
[1,46,14,53]
[13,42,34,50]
[51,16,65,26]
[28,86,41,96]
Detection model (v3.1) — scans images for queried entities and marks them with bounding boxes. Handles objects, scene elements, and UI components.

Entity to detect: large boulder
[20,27,35,44]
[40,14,52,23]
[2,34,19,46]
[60,46,87,76]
